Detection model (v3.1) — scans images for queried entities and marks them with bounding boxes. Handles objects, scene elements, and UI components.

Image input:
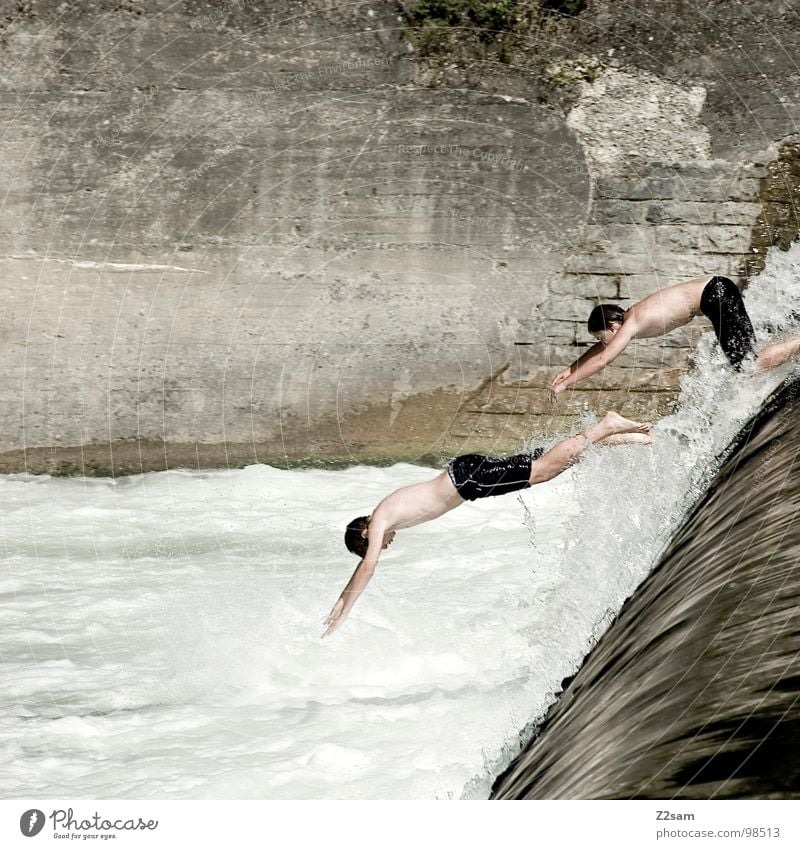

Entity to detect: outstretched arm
[323,515,387,637]
[550,342,606,397]
[550,324,635,395]
[322,559,377,637]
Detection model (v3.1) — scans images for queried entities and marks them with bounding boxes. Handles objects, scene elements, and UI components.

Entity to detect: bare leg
[529,412,650,485]
[599,432,654,446]
[756,338,800,371]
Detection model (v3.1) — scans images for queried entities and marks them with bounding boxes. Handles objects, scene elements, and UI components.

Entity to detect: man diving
[323,411,652,636]
[550,275,800,397]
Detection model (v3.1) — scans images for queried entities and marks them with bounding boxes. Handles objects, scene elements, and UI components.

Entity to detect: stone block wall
[451,159,769,446]
[0,1,799,471]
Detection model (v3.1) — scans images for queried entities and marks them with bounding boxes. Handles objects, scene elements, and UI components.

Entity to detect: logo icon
[19,809,46,837]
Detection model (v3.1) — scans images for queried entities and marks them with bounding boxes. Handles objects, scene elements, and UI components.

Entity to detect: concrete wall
[0,1,798,472]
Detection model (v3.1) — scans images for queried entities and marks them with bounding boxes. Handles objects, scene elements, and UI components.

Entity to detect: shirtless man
[323,411,652,636]
[549,275,800,397]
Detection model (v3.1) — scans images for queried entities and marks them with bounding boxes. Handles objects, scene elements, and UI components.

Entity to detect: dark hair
[344,516,370,558]
[587,303,626,334]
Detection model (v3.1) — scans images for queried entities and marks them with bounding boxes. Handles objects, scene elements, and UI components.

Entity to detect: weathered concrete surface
[0,0,591,471]
[0,1,799,473]
[433,0,800,446]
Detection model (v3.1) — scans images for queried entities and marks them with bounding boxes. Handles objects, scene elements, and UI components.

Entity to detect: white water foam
[1,245,799,800]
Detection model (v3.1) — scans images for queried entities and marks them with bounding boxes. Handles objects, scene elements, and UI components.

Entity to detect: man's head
[344,516,396,558]
[587,303,626,345]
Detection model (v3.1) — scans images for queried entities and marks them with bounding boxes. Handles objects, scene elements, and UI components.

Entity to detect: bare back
[371,472,463,532]
[625,276,711,338]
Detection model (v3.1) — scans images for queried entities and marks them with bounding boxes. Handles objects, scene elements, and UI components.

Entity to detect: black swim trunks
[699,275,756,369]
[446,450,544,501]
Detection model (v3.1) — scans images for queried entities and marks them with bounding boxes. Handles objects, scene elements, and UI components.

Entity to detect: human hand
[548,369,570,401]
[322,598,346,638]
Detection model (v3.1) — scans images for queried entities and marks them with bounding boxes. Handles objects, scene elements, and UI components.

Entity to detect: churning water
[2,245,800,800]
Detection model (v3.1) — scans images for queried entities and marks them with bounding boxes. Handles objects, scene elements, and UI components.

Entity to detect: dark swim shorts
[446,450,544,501]
[699,275,756,369]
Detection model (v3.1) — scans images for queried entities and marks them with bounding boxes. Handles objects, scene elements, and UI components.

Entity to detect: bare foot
[599,432,655,446]
[601,411,651,435]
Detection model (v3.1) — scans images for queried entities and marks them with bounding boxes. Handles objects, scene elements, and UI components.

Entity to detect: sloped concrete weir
[493,375,800,799]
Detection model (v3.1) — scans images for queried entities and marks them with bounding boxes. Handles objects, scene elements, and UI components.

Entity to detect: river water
[2,246,799,799]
